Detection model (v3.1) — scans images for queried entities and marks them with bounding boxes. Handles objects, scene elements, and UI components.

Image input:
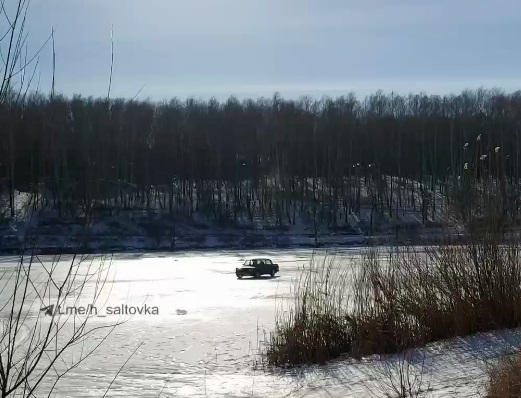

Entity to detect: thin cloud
[23,0,521,100]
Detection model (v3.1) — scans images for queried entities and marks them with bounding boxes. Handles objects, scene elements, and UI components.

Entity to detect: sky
[18,0,521,101]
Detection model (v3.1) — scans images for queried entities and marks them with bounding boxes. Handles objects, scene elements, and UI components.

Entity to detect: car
[236,258,279,279]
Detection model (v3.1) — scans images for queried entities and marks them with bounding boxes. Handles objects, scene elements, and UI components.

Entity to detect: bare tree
[0,251,126,397]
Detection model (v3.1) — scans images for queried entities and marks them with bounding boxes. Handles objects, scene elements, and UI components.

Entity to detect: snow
[0,248,518,397]
[0,176,467,255]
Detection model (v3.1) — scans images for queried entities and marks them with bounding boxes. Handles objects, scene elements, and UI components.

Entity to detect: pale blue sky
[24,0,521,101]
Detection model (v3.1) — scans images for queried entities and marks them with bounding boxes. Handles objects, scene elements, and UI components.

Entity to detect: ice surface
[0,248,519,397]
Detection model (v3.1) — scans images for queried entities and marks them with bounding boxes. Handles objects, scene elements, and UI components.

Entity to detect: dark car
[236,258,279,279]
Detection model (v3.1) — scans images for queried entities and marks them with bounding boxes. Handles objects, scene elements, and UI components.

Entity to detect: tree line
[1,88,520,229]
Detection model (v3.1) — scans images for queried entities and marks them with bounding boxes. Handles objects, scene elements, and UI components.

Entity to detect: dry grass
[265,255,354,366]
[487,352,521,397]
[266,234,521,367]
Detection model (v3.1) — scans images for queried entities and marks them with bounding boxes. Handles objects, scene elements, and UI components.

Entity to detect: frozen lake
[1,248,521,397]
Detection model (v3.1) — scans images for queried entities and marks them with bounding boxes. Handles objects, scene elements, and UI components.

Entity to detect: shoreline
[0,231,475,256]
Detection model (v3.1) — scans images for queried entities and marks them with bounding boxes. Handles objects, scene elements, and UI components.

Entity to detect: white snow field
[0,248,520,397]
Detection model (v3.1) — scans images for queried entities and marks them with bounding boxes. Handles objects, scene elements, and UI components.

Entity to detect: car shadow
[237,275,281,281]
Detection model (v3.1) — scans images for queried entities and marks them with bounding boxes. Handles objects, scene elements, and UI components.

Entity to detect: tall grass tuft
[266,236,521,367]
[486,352,521,397]
[265,254,355,366]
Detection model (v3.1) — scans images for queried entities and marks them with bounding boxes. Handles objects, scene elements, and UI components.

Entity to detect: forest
[1,88,520,233]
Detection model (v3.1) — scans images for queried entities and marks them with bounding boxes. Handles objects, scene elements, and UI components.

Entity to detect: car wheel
[270,270,275,277]
[237,276,242,279]
[254,271,261,279]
